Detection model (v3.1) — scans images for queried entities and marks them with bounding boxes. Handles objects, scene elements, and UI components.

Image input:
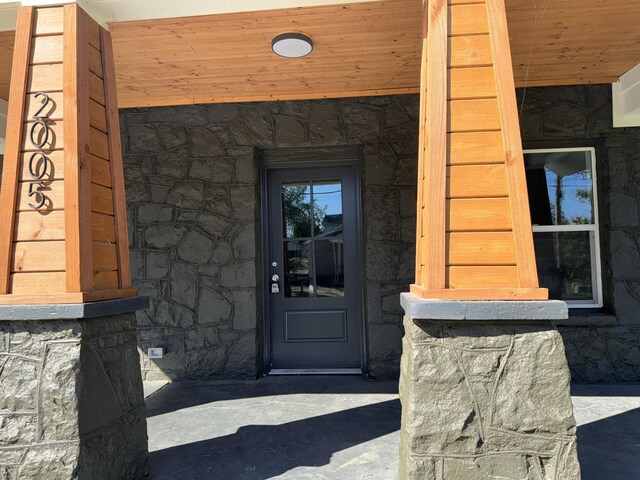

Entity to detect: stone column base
[0,298,149,479]
[399,294,580,479]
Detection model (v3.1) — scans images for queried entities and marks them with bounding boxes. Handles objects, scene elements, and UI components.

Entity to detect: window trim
[524,147,603,308]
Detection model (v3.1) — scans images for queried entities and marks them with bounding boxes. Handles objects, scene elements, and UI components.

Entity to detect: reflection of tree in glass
[283,185,327,238]
[558,229,592,299]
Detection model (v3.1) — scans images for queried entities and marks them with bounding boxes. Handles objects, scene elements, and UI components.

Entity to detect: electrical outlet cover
[148,347,164,359]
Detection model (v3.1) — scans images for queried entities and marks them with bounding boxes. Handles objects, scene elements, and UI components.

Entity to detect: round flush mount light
[272,33,313,58]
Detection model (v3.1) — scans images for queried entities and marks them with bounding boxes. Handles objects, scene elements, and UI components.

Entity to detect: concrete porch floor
[144,377,640,480]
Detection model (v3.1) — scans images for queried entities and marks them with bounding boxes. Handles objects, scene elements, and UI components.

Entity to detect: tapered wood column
[0,4,135,304]
[411,0,547,300]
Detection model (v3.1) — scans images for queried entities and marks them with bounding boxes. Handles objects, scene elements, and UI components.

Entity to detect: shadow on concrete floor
[146,378,640,479]
[149,399,400,480]
[145,375,399,418]
[577,408,640,480]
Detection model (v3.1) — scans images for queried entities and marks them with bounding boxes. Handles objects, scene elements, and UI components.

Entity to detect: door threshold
[268,368,363,375]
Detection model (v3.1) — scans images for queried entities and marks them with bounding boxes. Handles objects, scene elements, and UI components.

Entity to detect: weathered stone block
[166,181,205,210]
[398,303,580,480]
[0,313,148,479]
[178,229,214,264]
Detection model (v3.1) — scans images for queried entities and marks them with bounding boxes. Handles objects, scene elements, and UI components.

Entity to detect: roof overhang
[613,63,640,128]
[0,0,380,30]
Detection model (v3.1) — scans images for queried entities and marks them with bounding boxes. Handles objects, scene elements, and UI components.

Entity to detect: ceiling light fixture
[272,33,313,58]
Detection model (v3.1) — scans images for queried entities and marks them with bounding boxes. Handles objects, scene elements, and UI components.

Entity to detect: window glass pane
[282,183,312,238]
[313,181,343,237]
[534,231,594,302]
[525,151,594,226]
[284,240,312,297]
[315,240,345,297]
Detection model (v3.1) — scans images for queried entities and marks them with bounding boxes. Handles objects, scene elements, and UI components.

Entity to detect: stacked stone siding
[118,85,640,382]
[120,97,418,379]
[518,85,640,381]
[0,313,148,478]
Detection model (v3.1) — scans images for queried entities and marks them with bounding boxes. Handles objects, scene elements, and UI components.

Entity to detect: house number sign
[27,92,53,210]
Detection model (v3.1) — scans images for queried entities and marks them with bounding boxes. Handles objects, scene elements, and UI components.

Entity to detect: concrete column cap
[0,296,149,320]
[400,292,568,321]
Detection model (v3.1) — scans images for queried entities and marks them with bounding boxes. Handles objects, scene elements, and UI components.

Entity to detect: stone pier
[0,298,150,479]
[398,294,581,479]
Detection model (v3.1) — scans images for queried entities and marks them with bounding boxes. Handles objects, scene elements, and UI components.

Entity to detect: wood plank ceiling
[0,0,639,107]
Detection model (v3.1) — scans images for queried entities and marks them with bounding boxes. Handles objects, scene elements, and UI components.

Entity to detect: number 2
[32,92,51,119]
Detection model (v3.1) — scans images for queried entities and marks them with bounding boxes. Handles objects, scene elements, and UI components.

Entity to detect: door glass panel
[313,181,343,237]
[314,239,345,297]
[284,240,312,297]
[282,183,312,238]
[533,231,594,301]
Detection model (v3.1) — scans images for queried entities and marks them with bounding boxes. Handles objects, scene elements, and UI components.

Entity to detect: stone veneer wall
[120,96,418,380]
[0,313,148,478]
[119,85,640,382]
[518,85,640,381]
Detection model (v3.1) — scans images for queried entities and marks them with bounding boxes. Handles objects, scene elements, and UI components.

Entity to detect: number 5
[28,182,45,210]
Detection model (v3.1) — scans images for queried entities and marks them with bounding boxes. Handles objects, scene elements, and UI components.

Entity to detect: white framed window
[523,147,603,308]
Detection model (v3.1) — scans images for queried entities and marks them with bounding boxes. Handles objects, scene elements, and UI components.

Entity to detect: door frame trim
[258,145,367,374]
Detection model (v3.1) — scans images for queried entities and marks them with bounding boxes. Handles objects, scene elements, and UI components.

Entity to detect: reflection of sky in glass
[544,167,593,225]
[313,182,342,216]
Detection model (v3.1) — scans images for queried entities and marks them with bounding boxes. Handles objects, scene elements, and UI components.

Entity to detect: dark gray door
[266,165,363,371]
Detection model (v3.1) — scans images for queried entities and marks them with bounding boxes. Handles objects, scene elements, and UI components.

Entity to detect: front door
[265,163,363,372]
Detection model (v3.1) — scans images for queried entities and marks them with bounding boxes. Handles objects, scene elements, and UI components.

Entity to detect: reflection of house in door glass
[282,181,344,298]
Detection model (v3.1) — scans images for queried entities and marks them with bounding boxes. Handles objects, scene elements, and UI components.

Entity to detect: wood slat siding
[31,35,63,64]
[11,271,67,294]
[101,28,132,289]
[89,126,109,159]
[448,35,492,67]
[447,165,508,198]
[89,99,107,132]
[91,182,114,215]
[27,63,63,92]
[15,210,66,241]
[92,212,116,243]
[19,149,64,181]
[88,46,103,78]
[448,66,497,100]
[33,7,64,36]
[446,232,516,265]
[91,155,112,187]
[0,4,135,303]
[24,92,63,121]
[411,0,546,300]
[448,99,501,132]
[448,132,504,165]
[447,198,512,231]
[92,241,117,272]
[89,72,105,105]
[22,120,63,151]
[449,4,489,36]
[12,240,66,272]
[16,180,65,211]
[94,270,119,290]
[447,266,519,288]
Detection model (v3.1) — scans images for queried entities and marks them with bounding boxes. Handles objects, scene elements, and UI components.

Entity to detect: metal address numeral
[32,92,51,119]
[28,152,49,180]
[29,120,50,149]
[27,182,46,210]
[27,92,53,210]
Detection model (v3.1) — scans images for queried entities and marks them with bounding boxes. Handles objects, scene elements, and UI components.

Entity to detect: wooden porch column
[412,0,547,301]
[0,4,135,304]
